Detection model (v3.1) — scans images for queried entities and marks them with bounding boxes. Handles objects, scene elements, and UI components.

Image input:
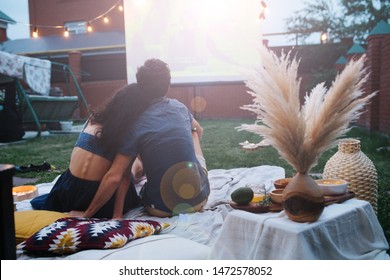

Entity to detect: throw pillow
[14,210,70,244]
[17,217,169,256]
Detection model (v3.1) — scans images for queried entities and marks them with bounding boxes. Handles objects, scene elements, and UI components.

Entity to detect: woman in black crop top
[31,83,150,218]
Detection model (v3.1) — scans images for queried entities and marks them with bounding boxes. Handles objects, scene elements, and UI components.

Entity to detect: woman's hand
[68,210,85,217]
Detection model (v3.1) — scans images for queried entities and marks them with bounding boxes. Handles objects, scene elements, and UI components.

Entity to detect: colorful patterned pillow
[17,217,169,256]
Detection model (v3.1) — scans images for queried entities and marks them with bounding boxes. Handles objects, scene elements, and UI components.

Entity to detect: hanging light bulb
[103,15,109,23]
[118,4,124,12]
[64,27,69,37]
[32,26,39,38]
[87,22,93,32]
[320,31,328,44]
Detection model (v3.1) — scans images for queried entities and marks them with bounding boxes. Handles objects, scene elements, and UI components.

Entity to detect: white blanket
[16,165,285,259]
[0,51,51,95]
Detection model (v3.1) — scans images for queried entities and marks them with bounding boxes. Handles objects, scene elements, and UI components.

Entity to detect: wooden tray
[324,191,355,205]
[230,192,355,214]
[230,201,283,213]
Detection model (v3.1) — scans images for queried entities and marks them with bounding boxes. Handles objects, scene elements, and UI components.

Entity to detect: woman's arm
[82,153,133,218]
[112,164,134,219]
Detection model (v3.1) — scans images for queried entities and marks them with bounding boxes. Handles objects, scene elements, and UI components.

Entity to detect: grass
[1,119,389,250]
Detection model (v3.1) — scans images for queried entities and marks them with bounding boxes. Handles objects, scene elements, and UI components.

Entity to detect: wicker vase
[323,138,378,212]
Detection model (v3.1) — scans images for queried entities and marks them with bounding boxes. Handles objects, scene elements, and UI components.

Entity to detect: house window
[64,21,87,34]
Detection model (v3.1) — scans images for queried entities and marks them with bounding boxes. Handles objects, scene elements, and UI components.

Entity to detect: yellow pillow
[14,210,70,244]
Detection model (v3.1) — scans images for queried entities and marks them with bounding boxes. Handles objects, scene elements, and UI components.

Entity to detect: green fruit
[231,187,254,205]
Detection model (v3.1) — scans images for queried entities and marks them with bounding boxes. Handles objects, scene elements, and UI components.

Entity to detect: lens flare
[190,96,207,113]
[160,161,203,212]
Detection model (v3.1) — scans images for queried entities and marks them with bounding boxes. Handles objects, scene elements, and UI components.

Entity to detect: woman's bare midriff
[69,147,112,181]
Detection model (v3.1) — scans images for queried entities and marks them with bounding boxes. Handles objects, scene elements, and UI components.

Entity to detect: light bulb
[32,26,39,38]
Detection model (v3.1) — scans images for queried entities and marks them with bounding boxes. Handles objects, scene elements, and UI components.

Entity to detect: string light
[32,26,39,38]
[7,0,123,38]
[320,31,328,44]
[64,27,69,37]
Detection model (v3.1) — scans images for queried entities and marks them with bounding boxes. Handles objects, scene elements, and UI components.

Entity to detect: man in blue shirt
[80,59,210,218]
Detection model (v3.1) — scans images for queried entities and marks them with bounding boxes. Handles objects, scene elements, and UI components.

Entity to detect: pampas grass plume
[238,47,376,174]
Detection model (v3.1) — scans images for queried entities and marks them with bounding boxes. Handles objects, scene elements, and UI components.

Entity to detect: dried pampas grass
[238,47,376,174]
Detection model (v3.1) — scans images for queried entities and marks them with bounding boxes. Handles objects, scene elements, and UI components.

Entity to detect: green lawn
[1,119,389,250]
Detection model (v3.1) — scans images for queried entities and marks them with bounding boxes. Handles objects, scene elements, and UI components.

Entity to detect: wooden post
[0,164,16,260]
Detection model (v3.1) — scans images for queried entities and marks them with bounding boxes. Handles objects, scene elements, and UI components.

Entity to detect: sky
[0,0,318,46]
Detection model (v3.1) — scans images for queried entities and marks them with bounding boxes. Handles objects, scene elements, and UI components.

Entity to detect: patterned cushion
[17,217,169,256]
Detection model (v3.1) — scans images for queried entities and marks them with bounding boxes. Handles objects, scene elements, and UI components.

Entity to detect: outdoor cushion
[17,217,169,256]
[14,210,70,244]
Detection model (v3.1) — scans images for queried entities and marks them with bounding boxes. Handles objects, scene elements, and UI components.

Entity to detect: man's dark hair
[136,58,171,98]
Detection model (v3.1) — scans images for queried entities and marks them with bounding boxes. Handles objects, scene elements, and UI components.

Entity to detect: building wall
[0,28,7,42]
[357,32,390,135]
[378,36,390,134]
[79,79,254,119]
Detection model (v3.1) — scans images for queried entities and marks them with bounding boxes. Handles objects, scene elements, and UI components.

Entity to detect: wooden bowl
[315,179,348,196]
[12,185,38,202]
[273,178,292,190]
[270,189,284,204]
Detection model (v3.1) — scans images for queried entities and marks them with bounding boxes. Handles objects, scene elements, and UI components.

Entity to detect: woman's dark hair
[90,83,149,153]
[136,58,171,99]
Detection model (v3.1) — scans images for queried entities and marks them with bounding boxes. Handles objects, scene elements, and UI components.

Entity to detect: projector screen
[124,0,262,84]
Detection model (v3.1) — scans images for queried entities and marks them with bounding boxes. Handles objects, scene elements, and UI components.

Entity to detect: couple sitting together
[31,58,210,219]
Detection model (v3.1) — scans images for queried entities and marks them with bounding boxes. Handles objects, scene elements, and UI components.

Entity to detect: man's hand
[191,118,203,139]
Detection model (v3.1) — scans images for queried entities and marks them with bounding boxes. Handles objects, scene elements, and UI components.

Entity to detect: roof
[335,56,347,65]
[369,20,390,36]
[346,43,366,55]
[0,10,16,24]
[0,31,125,55]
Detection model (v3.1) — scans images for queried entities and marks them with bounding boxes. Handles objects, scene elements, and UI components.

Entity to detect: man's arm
[191,118,203,139]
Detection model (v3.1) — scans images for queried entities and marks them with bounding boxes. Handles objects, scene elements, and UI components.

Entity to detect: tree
[285,0,390,44]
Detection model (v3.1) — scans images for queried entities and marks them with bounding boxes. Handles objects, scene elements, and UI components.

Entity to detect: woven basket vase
[323,138,378,212]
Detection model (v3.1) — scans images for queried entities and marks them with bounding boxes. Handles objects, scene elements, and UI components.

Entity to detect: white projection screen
[124,0,262,84]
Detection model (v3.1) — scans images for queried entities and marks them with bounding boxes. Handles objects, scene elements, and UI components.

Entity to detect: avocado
[231,187,254,205]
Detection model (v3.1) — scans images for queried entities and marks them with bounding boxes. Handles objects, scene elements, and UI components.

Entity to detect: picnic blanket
[15,165,285,259]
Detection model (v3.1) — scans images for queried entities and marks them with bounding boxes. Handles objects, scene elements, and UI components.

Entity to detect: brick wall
[358,33,390,135]
[0,28,7,43]
[170,83,254,119]
[378,36,390,134]
[78,80,254,119]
